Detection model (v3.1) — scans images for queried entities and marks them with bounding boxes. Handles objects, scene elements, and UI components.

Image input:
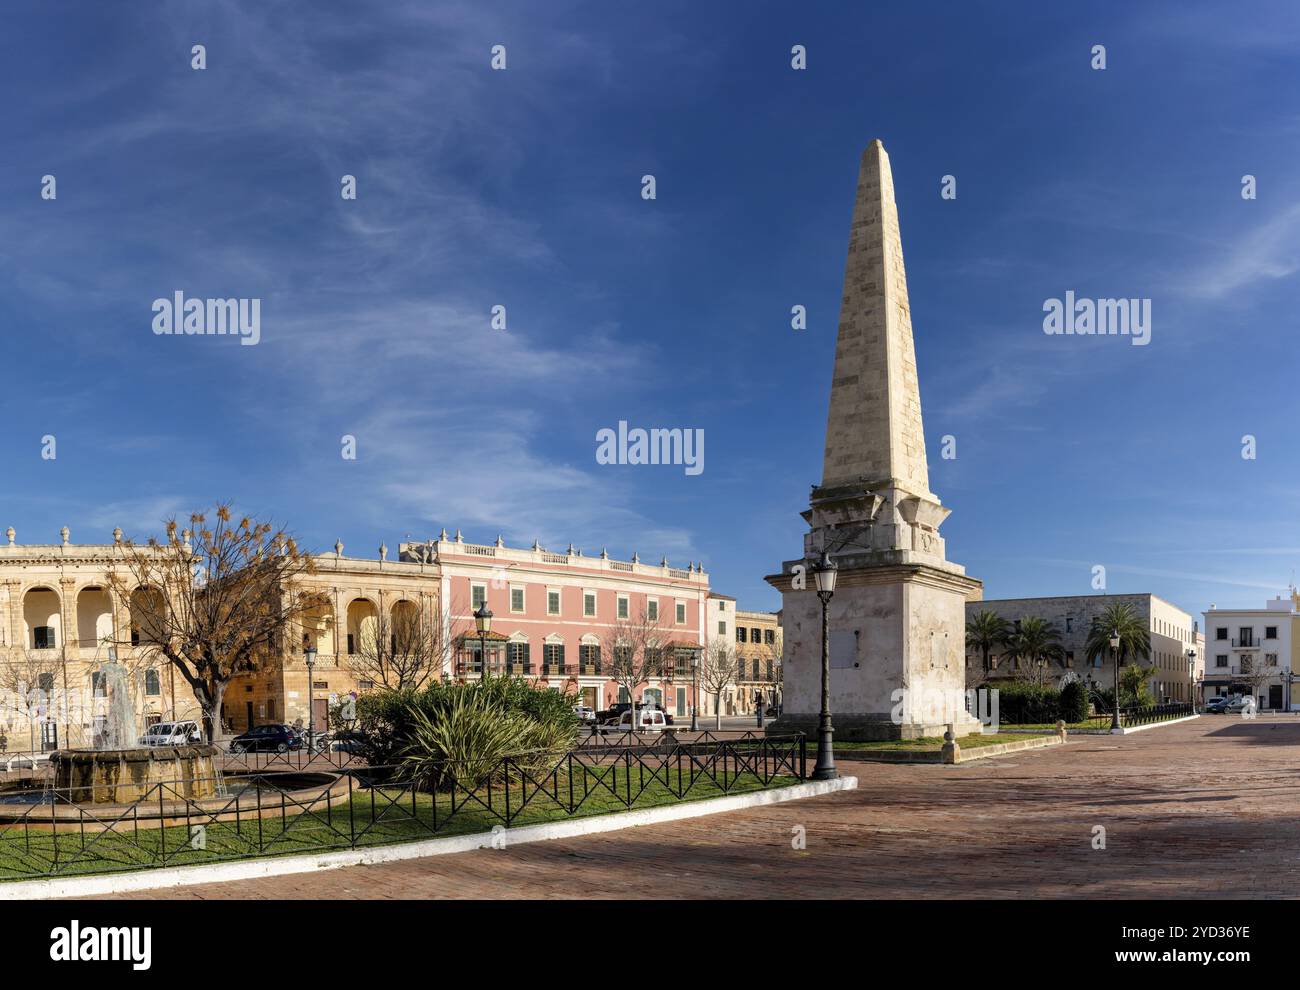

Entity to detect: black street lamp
[1109,629,1122,732]
[474,599,493,676]
[1186,648,1198,712]
[811,553,838,780]
[690,651,699,732]
[303,644,317,753]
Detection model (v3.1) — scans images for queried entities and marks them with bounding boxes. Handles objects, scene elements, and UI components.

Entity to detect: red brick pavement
[87,716,1300,899]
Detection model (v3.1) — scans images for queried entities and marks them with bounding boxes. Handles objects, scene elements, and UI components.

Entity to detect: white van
[138,720,202,746]
[600,709,668,734]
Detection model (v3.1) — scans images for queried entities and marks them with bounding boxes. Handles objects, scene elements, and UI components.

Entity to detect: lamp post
[690,652,699,732]
[474,599,493,677]
[1109,629,1122,732]
[811,553,838,781]
[303,645,317,753]
[1186,648,1198,712]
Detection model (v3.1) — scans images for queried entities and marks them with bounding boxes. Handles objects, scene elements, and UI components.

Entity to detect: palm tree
[1084,603,1152,708]
[1002,617,1066,686]
[966,611,1012,680]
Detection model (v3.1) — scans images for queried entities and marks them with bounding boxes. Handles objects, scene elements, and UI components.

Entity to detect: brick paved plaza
[93,716,1300,899]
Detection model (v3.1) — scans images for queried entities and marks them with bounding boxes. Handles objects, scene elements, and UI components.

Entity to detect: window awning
[456,631,509,643]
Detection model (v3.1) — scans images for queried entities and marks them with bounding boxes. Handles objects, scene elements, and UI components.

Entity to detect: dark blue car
[229,724,302,753]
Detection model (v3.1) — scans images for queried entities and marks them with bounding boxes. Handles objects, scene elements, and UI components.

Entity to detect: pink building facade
[402,534,710,715]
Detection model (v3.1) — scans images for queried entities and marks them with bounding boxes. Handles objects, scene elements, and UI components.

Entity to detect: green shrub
[355,675,581,790]
[1058,680,1088,722]
[994,680,1061,724]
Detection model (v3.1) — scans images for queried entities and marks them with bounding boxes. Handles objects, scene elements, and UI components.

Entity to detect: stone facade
[733,608,782,715]
[0,531,183,752]
[967,593,1201,704]
[0,528,710,749]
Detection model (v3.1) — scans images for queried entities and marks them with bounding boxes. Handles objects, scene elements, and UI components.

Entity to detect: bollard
[940,723,960,765]
[1056,718,1067,742]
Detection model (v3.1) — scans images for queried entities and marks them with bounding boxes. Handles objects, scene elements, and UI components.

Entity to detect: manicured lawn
[831,732,1050,752]
[0,764,798,882]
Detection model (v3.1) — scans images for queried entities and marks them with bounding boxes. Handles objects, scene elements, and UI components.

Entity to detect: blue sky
[3,0,1300,618]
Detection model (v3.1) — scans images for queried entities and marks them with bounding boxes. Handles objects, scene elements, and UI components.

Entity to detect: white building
[1202,594,1297,711]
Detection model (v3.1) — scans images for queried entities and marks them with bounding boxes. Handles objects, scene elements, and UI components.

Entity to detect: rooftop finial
[60,526,70,545]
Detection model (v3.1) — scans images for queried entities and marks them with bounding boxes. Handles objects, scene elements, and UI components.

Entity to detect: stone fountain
[48,660,221,804]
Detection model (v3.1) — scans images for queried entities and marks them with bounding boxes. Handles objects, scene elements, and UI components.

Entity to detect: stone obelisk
[767,140,983,740]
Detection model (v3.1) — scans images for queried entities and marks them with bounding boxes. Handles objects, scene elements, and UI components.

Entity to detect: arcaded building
[0,528,184,751]
[0,527,720,744]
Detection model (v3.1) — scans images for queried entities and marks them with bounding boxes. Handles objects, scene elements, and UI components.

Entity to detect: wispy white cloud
[1177,203,1300,301]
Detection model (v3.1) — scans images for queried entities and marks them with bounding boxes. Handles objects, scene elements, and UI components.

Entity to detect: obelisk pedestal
[767,140,983,741]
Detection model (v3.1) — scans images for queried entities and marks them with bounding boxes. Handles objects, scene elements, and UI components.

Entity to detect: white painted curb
[1112,714,1200,735]
[3,776,857,900]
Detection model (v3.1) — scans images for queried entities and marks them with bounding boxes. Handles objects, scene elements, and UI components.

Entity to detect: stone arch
[346,597,378,655]
[299,594,335,654]
[22,586,61,650]
[76,585,114,651]
[129,587,166,645]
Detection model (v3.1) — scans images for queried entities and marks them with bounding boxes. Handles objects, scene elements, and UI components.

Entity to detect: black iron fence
[0,734,806,882]
[1120,702,1194,726]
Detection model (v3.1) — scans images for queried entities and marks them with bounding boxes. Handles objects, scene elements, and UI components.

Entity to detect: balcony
[542,664,568,677]
[1231,638,1257,649]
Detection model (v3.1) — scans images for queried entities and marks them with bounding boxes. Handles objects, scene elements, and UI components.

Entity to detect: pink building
[402,533,710,715]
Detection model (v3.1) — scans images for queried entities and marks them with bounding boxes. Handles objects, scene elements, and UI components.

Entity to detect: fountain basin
[0,769,349,831]
[50,746,221,804]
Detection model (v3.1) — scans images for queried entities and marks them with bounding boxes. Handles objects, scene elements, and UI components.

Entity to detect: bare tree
[1233,654,1276,709]
[0,651,62,752]
[345,596,463,691]
[699,637,738,729]
[600,610,667,727]
[107,504,316,742]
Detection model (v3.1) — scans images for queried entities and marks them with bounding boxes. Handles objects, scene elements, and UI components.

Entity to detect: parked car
[1224,697,1256,715]
[600,709,669,734]
[138,720,202,746]
[644,703,674,726]
[596,701,674,726]
[597,702,633,724]
[229,724,302,754]
[1204,697,1230,714]
[573,705,597,724]
[329,730,367,754]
